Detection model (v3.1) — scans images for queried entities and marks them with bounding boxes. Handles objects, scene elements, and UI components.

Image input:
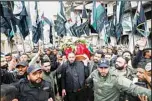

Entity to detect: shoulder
[90,69,98,77]
[42,80,52,87]
[109,70,120,78]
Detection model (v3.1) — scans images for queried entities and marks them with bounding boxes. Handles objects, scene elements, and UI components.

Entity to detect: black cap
[98,59,109,68]
[16,61,28,68]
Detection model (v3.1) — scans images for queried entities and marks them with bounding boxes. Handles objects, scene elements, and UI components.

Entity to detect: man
[89,50,103,74]
[41,57,58,99]
[136,62,151,89]
[122,50,133,68]
[86,59,151,101]
[112,57,136,80]
[61,52,89,101]
[50,48,58,71]
[87,50,103,101]
[112,57,136,101]
[20,53,30,63]
[15,61,28,81]
[5,53,12,63]
[1,84,18,101]
[13,65,54,101]
[1,57,16,84]
[132,38,151,68]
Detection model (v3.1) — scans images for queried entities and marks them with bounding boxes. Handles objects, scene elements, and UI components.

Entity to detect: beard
[44,70,50,75]
[115,64,124,70]
[1,64,8,69]
[30,78,42,87]
[93,59,98,63]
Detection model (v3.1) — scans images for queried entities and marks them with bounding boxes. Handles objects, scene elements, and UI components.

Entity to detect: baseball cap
[145,62,151,71]
[16,61,28,68]
[27,65,42,74]
[98,59,109,68]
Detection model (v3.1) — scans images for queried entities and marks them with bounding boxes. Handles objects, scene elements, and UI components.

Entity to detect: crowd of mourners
[1,38,151,101]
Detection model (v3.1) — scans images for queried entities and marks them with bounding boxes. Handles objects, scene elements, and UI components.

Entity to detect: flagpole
[129,1,135,48]
[10,20,20,54]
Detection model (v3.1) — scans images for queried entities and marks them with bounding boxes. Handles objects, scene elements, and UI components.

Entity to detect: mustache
[36,78,42,81]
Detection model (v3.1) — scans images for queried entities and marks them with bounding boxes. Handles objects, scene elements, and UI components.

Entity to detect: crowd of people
[0,37,151,101]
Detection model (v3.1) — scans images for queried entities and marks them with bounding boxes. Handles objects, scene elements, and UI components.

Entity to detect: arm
[85,72,94,88]
[29,53,39,66]
[61,64,66,90]
[116,76,151,101]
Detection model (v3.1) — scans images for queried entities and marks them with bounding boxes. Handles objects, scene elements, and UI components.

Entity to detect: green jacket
[42,70,57,98]
[86,70,151,101]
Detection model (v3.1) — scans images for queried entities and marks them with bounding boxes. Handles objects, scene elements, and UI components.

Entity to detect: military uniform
[86,69,151,101]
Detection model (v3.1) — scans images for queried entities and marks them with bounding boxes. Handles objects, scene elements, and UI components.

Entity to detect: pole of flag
[129,1,135,48]
[20,31,26,53]
[9,2,20,54]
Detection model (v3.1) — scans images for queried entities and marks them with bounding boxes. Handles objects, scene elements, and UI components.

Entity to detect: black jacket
[49,54,58,71]
[61,61,89,92]
[13,78,54,101]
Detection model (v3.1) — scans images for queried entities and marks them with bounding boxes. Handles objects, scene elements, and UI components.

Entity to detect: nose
[18,67,22,71]
[136,72,140,77]
[101,68,105,72]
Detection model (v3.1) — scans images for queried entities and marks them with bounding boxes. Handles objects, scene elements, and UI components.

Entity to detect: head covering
[27,65,42,74]
[98,59,109,68]
[16,61,28,68]
[145,62,151,71]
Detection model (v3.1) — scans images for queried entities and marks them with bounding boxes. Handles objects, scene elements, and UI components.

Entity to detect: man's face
[27,70,43,84]
[1,57,7,67]
[5,55,12,62]
[136,68,145,81]
[20,55,28,62]
[115,57,127,70]
[122,52,131,60]
[42,62,51,73]
[105,54,112,61]
[93,53,101,62]
[53,49,58,55]
[102,48,107,54]
[46,50,51,55]
[16,65,27,76]
[9,58,17,69]
[97,67,109,77]
[68,53,76,63]
[107,49,112,54]
[117,49,123,56]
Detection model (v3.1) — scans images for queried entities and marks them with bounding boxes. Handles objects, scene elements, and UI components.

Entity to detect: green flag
[91,1,105,33]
